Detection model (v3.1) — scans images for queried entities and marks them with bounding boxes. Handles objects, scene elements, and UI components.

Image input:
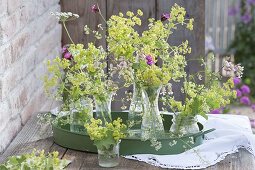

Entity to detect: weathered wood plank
[62,149,85,169]
[50,143,68,159]
[63,149,162,170]
[157,0,205,73]
[205,149,255,170]
[106,0,156,33]
[106,0,156,110]
[0,113,53,163]
[1,113,254,169]
[0,138,54,163]
[61,0,107,48]
[205,0,237,50]
[157,0,205,102]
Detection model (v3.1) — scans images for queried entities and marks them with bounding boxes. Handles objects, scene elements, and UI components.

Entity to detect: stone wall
[0,0,61,152]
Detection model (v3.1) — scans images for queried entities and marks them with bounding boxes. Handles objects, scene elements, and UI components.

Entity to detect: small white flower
[118,61,128,69]
[161,86,166,95]
[234,64,244,78]
[169,140,177,146]
[51,11,79,22]
[198,73,203,81]
[223,60,235,76]
[73,14,79,18]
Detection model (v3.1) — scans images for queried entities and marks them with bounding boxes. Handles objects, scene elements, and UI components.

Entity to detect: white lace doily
[124,114,255,169]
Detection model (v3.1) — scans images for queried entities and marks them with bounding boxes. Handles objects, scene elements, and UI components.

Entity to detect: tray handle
[192,128,216,139]
[202,128,216,139]
[203,128,216,135]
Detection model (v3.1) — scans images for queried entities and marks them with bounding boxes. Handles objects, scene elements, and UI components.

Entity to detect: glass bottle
[94,93,112,126]
[141,85,164,139]
[128,82,144,131]
[70,98,93,132]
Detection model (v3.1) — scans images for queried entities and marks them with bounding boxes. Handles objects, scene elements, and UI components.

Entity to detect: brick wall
[0,0,61,152]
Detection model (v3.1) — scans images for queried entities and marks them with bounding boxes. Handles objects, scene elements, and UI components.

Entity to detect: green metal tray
[52,112,214,155]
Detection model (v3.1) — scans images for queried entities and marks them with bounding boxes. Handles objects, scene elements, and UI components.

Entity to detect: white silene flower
[166,83,173,95]
[161,86,166,95]
[223,60,234,76]
[51,12,79,22]
[234,64,244,78]
[118,61,128,69]
[197,73,203,81]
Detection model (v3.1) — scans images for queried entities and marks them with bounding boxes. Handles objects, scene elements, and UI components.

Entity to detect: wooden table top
[0,113,254,170]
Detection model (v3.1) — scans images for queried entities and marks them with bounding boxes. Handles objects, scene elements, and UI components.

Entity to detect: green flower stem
[63,21,75,44]
[98,4,107,24]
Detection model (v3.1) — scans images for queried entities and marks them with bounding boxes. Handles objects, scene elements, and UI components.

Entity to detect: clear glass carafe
[141,85,164,139]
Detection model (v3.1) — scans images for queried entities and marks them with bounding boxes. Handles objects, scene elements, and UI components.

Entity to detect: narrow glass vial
[94,93,112,126]
[128,82,143,130]
[70,98,93,132]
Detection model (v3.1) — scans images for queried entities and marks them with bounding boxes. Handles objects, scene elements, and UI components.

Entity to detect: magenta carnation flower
[91,4,99,13]
[236,89,242,98]
[240,96,251,105]
[145,55,154,66]
[161,13,170,21]
[64,52,72,60]
[62,45,69,54]
[62,47,67,54]
[241,85,250,94]
[233,77,241,85]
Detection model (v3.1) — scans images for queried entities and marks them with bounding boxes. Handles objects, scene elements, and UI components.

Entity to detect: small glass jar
[97,142,120,168]
[169,113,199,136]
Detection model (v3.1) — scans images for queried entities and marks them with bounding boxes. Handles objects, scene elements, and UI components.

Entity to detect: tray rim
[52,111,215,140]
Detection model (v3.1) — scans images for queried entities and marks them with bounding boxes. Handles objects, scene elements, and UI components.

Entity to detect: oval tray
[52,111,214,155]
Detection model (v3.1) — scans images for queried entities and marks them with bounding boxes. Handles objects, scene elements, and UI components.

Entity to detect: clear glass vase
[97,143,120,168]
[70,98,93,132]
[128,82,144,131]
[169,113,199,137]
[94,94,112,126]
[141,86,164,139]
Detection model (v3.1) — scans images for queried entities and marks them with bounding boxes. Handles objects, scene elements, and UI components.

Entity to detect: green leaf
[9,157,19,165]
[0,150,70,170]
[0,165,8,170]
[132,63,140,70]
[94,136,116,150]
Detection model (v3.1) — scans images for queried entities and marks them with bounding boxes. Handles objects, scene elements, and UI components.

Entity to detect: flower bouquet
[44,3,242,166]
[106,4,193,139]
[85,118,127,167]
[44,13,118,129]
